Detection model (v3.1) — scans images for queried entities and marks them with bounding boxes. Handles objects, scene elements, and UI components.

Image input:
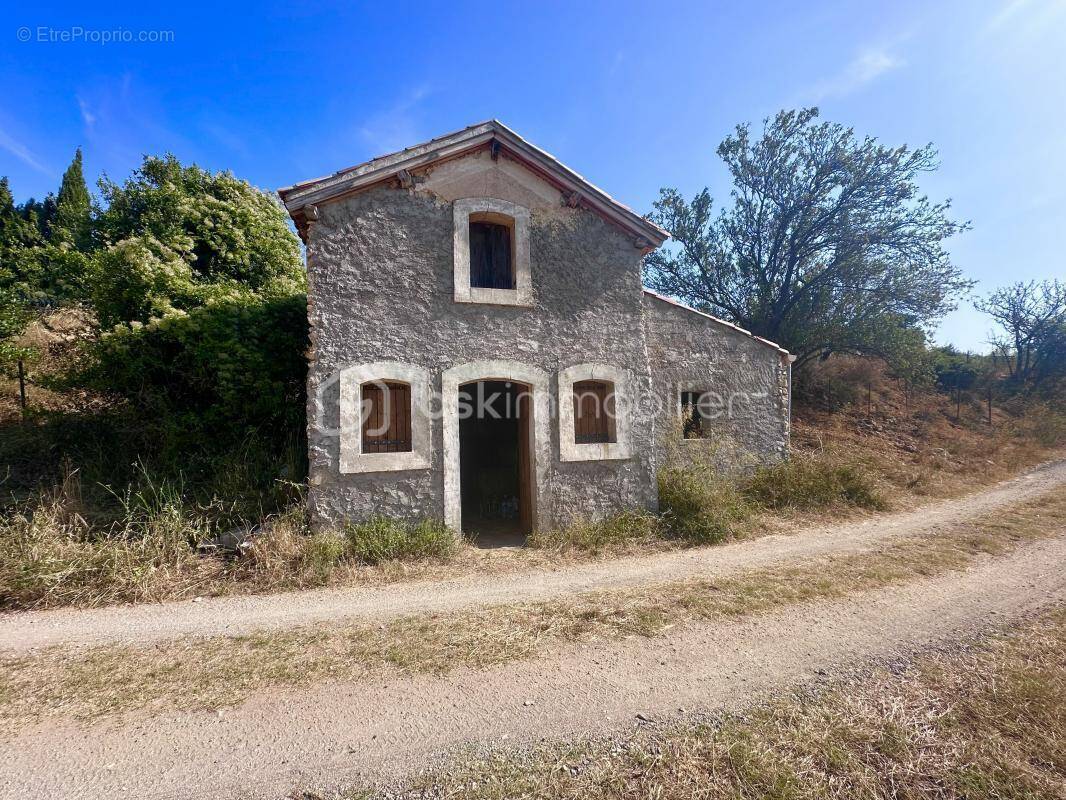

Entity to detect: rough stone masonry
[278,120,792,534]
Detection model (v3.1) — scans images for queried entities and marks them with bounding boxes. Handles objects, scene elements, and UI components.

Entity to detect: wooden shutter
[573,380,612,444]
[361,382,412,453]
[469,221,514,289]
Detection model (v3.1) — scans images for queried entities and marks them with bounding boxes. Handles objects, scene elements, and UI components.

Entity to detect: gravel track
[2,534,1063,799]
[2,457,1064,653]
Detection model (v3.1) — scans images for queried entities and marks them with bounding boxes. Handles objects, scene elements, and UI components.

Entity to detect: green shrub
[299,531,347,580]
[344,517,455,565]
[91,154,304,328]
[529,510,663,553]
[743,453,887,511]
[658,468,754,545]
[83,291,309,438]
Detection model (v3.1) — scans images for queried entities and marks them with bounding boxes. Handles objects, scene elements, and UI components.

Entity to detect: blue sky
[3,0,1064,351]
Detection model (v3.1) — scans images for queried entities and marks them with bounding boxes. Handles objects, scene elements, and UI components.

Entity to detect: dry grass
[527,510,668,554]
[3,350,1062,609]
[388,607,1066,800]
[540,448,889,554]
[791,358,1066,505]
[0,476,468,609]
[4,486,1064,729]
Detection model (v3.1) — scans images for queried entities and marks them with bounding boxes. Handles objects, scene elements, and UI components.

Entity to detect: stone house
[279,121,793,542]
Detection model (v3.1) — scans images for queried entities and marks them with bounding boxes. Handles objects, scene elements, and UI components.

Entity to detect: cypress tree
[53,148,91,249]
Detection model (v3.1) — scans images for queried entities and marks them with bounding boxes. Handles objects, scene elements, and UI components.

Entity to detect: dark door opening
[458,380,532,547]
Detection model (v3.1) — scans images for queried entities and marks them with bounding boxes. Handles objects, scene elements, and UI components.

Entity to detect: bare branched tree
[975,279,1066,386]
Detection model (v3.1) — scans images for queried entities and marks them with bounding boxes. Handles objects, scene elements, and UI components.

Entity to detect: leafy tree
[0,286,36,415]
[33,195,58,239]
[93,155,303,327]
[932,345,978,392]
[52,148,92,250]
[0,287,34,366]
[82,155,307,441]
[9,194,55,240]
[0,180,45,299]
[1,152,93,306]
[2,153,308,505]
[90,237,199,328]
[1035,322,1066,390]
[645,108,971,369]
[975,280,1066,387]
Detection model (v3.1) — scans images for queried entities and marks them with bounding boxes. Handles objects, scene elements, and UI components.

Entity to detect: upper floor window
[469,213,515,290]
[453,198,532,306]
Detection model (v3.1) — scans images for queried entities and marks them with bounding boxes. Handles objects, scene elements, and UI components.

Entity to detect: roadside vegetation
[3,485,1062,727]
[2,340,1064,609]
[383,607,1066,800]
[533,366,1066,556]
[2,113,1064,610]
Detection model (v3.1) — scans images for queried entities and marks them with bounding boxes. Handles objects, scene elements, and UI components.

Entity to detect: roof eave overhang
[279,121,669,248]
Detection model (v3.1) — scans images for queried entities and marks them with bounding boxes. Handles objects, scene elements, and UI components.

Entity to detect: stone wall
[304,149,791,533]
[305,152,659,530]
[642,293,791,472]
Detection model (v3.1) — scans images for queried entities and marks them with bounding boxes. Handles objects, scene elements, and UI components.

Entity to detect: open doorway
[458,380,533,547]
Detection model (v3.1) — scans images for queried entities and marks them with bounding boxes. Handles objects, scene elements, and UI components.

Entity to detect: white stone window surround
[339,361,432,473]
[452,197,533,306]
[557,363,632,462]
[442,360,550,533]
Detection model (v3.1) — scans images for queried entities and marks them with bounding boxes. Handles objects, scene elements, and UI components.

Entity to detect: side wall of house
[642,294,791,471]
[305,150,659,531]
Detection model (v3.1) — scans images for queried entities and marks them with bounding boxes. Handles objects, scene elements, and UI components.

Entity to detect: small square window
[681,391,706,439]
[469,215,515,290]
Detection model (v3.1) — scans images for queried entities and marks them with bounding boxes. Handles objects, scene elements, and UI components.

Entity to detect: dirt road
[3,457,1064,653]
[2,533,1064,799]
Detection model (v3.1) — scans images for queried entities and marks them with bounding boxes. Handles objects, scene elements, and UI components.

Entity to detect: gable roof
[642,289,793,359]
[277,120,669,248]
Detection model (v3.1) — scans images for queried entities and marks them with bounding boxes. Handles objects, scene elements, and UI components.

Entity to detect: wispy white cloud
[76,73,190,170]
[803,47,905,103]
[77,97,97,132]
[0,125,51,175]
[980,0,1066,39]
[984,0,1034,32]
[357,85,431,156]
[200,120,250,158]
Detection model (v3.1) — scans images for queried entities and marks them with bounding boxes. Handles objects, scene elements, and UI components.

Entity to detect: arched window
[572,380,617,444]
[468,212,515,290]
[558,364,631,462]
[339,362,431,473]
[453,198,532,306]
